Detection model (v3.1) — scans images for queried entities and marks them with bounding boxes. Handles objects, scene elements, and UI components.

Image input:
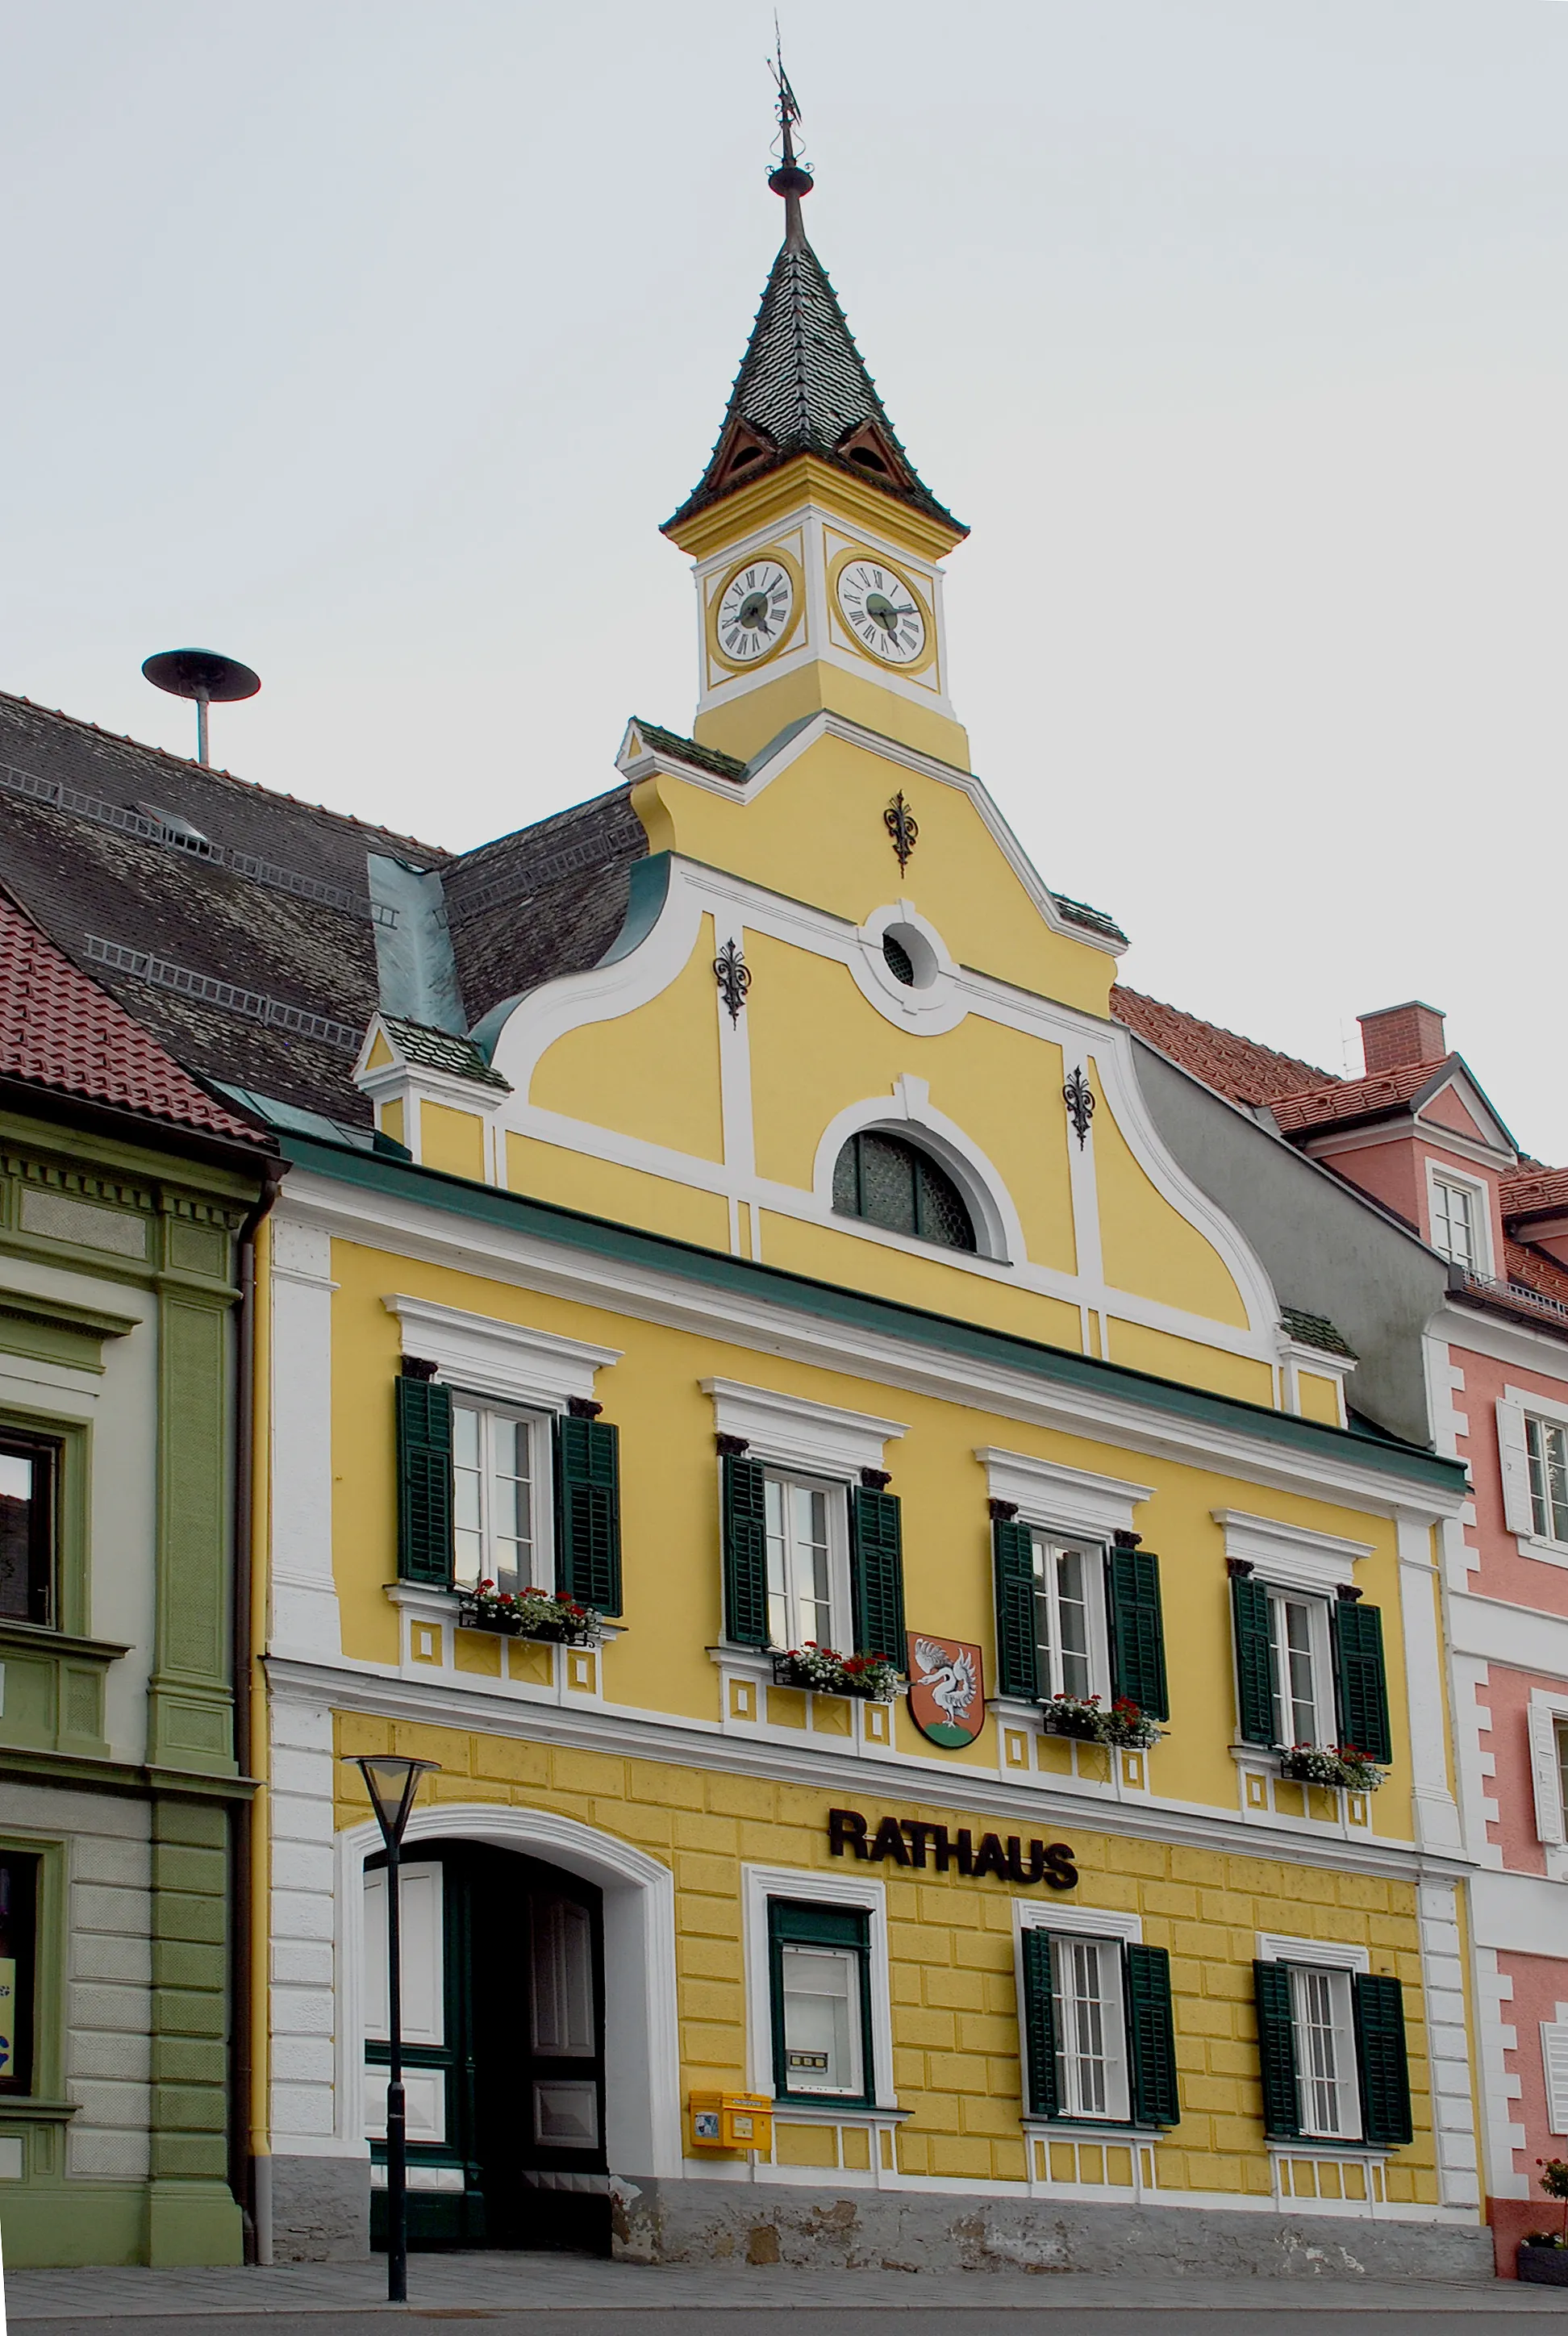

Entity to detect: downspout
[231,1161,285,2264]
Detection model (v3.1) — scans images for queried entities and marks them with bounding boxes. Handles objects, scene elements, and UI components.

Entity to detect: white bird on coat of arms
[913,1637,978,1729]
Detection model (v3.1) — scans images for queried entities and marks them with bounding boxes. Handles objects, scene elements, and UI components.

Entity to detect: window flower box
[455,1583,601,1644]
[1278,1743,1386,1792]
[1040,1693,1165,1750]
[772,1645,902,1702]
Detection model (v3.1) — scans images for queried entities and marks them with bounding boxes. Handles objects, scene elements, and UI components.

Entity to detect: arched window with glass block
[831,1130,977,1254]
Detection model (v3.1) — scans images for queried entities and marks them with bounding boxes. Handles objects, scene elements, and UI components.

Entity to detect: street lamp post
[344,1754,440,2304]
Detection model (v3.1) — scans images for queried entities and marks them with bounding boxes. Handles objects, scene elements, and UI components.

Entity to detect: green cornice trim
[0,1288,140,1374]
[0,1620,130,1664]
[279,1133,1468,1498]
[0,1746,256,1799]
[597,851,673,966]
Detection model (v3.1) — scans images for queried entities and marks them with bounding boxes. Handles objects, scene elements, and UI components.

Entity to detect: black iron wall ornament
[884,791,919,872]
[1062,1064,1096,1149]
[714,936,752,1025]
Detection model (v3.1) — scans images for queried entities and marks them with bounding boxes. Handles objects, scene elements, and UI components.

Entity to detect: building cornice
[265,1652,1470,1888]
[273,1150,1466,1523]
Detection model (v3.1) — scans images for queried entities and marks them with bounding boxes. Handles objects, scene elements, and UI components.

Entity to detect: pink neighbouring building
[1113,991,1568,2272]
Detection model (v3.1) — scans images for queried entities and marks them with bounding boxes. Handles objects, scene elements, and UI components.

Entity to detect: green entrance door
[365,1842,609,2254]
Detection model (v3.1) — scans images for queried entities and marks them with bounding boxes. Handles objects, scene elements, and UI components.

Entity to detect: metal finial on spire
[767,27,812,240]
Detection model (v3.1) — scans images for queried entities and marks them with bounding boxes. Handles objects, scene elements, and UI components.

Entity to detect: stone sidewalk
[0,2251,1558,2321]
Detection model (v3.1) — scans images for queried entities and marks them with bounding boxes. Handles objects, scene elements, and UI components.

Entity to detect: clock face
[715,558,795,664]
[836,559,927,665]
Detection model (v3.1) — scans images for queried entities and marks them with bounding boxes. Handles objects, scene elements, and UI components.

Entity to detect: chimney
[1357,1000,1446,1075]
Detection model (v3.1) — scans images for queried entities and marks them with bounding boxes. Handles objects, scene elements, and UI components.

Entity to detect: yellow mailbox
[688,2090,774,2151]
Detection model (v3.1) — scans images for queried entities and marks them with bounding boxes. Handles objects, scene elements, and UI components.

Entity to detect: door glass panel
[530,1896,595,2057]
[779,1942,861,2094]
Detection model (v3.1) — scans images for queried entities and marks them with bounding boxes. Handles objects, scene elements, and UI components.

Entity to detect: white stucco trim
[382,1292,620,1410]
[1213,1510,1374,1595]
[701,1378,906,1479]
[978,1448,1153,1540]
[1256,1931,1370,1975]
[269,1216,343,1661]
[849,903,967,1033]
[335,1800,682,2180]
[741,1862,896,2111]
[1015,1898,1142,1945]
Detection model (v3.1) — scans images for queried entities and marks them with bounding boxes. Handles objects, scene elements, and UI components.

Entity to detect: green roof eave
[277,1132,1466,1501]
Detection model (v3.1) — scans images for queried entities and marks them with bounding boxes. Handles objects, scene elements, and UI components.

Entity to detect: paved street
[2,2254,1562,2334]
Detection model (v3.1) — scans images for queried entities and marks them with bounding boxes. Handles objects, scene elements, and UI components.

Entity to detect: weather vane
[767,23,813,225]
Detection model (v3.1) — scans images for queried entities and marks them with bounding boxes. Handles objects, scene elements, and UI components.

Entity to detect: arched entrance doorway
[334,1803,680,2256]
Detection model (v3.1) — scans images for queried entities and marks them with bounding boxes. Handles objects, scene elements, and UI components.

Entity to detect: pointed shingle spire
[663,71,965,540]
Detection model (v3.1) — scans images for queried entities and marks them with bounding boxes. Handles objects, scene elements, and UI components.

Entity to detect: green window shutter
[396,1374,453,1587]
[1232,1570,1274,1746]
[722,1451,770,1648]
[554,1412,622,1615]
[993,1513,1039,1701]
[1020,1928,1060,2118]
[1332,1597,1393,1763]
[1108,1540,1169,1720]
[1126,1943,1180,2126]
[850,1483,906,1662]
[1253,1961,1301,2138]
[1353,1973,1412,2146]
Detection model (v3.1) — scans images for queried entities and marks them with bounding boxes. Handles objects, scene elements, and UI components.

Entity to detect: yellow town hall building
[244,101,1490,2272]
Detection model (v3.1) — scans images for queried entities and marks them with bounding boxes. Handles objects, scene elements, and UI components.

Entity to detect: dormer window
[1429,1174,1486,1271]
[832,1131,975,1254]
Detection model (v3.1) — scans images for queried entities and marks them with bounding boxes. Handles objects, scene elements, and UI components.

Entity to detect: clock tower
[662,71,971,772]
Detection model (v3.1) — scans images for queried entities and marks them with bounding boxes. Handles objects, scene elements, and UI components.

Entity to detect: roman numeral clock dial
[715,558,795,665]
[835,560,928,665]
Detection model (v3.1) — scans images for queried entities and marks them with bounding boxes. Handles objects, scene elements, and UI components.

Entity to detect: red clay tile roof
[1504,1237,1568,1308]
[1268,1061,1445,1135]
[0,888,269,1145]
[1503,1166,1568,1220]
[1109,986,1332,1108]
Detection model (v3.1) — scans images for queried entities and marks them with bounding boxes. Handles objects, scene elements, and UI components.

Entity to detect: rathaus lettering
[828,1808,1078,1889]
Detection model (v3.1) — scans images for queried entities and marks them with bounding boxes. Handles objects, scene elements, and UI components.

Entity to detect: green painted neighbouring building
[0,891,277,2266]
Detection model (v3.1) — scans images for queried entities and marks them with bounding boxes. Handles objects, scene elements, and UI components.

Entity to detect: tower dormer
[662,69,970,771]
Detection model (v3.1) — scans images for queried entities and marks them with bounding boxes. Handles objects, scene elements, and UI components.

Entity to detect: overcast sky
[3,2,1566,1155]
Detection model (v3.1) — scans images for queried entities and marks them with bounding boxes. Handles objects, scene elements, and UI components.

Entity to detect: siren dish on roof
[142,649,261,768]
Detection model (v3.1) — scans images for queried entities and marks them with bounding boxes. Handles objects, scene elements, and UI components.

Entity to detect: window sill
[1022,2116,1169,2142]
[0,1619,130,1663]
[769,2100,910,2125]
[387,1583,623,1641]
[1515,1533,1568,1573]
[1267,2137,1390,2160]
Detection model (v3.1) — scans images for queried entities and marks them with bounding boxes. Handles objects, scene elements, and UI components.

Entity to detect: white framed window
[1527,1691,1568,1850]
[764,1470,849,1651]
[1032,1533,1109,1701]
[452,1400,551,1597]
[1528,1416,1568,1546]
[1287,1964,1361,2140]
[1541,2013,1568,2135]
[743,1863,897,2113]
[1051,1933,1129,2121]
[1266,1586,1334,1748]
[1425,1162,1491,1275]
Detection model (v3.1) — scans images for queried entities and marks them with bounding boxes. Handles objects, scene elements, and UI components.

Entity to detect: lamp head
[344,1753,440,1848]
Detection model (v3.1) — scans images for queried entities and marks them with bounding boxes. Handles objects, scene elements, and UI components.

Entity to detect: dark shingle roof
[1051,892,1127,947]
[1280,1306,1357,1360]
[380,1018,511,1091]
[624,721,748,782]
[665,232,964,536]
